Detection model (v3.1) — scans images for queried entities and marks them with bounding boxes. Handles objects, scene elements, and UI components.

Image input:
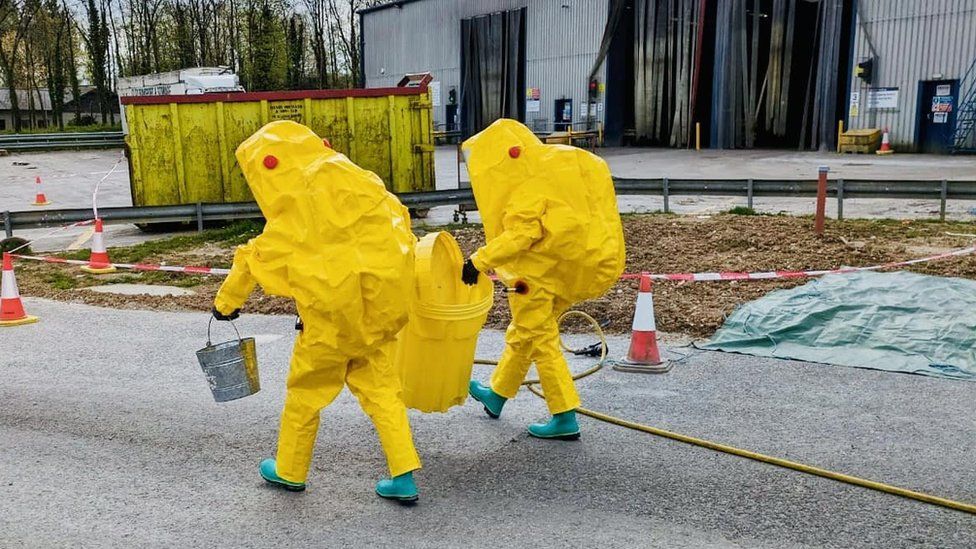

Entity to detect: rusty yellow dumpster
[120,87,435,207]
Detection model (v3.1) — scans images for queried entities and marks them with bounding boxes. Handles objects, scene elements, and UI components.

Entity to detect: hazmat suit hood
[235,120,387,227]
[461,119,541,241]
[461,118,625,303]
[219,120,416,350]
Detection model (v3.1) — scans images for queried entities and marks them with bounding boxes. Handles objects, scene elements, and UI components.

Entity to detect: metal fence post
[815,166,829,235]
[196,202,204,232]
[747,178,754,209]
[662,177,670,213]
[3,211,11,238]
[940,179,948,222]
[836,178,845,220]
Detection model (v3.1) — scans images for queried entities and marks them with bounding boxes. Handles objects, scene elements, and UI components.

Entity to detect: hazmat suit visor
[235,120,331,219]
[462,119,542,239]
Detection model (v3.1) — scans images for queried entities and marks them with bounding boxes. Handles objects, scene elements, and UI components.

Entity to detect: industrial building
[360,0,976,153]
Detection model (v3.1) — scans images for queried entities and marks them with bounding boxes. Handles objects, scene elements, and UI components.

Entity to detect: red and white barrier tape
[7,219,96,254]
[11,254,230,276]
[11,245,976,283]
[620,246,976,282]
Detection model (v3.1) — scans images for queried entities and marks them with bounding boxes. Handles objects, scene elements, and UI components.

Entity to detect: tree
[0,0,40,131]
[285,13,305,89]
[248,1,285,91]
[173,1,196,68]
[37,0,70,129]
[78,0,112,124]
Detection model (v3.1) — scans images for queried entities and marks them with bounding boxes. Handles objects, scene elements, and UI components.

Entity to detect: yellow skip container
[396,231,493,412]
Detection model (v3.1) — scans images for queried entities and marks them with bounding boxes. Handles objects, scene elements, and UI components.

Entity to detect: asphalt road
[1,299,973,548]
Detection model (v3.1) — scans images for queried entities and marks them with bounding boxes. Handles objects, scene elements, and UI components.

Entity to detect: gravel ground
[0,300,973,548]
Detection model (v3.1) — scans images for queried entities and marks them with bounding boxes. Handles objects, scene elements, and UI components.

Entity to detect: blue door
[917,79,958,154]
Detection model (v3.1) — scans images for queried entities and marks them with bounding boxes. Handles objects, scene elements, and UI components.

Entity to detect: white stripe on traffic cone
[876,128,894,155]
[614,274,671,374]
[1,252,38,327]
[81,218,117,274]
[32,176,51,206]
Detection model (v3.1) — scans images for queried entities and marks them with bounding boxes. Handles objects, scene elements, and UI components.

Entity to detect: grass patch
[620,210,674,219]
[44,270,82,290]
[0,123,122,135]
[57,221,263,264]
[727,206,758,216]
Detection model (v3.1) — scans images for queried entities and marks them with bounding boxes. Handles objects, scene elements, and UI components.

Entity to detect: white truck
[116,67,244,133]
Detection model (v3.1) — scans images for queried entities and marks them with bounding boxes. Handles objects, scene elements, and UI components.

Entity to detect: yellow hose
[476,310,976,516]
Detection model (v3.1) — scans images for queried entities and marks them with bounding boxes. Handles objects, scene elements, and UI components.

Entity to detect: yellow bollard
[837,120,844,153]
[696,122,701,151]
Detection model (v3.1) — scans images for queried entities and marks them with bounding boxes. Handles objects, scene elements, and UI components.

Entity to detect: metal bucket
[195,317,260,402]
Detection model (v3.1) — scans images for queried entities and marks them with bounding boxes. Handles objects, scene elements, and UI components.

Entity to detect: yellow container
[120,87,436,207]
[396,231,493,412]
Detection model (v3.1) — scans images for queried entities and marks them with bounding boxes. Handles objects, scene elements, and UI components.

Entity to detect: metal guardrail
[0,131,125,151]
[3,178,975,238]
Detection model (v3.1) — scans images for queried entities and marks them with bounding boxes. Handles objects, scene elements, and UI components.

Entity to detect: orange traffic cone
[81,218,117,274]
[876,128,894,155]
[32,176,51,206]
[614,274,671,374]
[1,252,38,327]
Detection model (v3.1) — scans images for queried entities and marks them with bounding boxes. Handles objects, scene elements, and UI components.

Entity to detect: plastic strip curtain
[460,9,525,138]
[633,0,701,146]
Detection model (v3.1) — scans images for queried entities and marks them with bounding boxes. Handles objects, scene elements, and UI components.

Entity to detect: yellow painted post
[388,95,400,192]
[345,96,357,161]
[837,120,844,153]
[126,106,143,206]
[170,103,187,201]
[420,90,434,189]
[260,100,269,125]
[696,122,701,151]
[216,102,230,201]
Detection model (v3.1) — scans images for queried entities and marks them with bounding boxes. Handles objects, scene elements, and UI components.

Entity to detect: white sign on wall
[936,84,951,96]
[849,91,860,117]
[430,81,441,107]
[867,87,899,110]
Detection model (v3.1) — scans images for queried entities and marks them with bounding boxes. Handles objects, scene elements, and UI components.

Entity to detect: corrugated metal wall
[362,0,609,128]
[848,0,976,149]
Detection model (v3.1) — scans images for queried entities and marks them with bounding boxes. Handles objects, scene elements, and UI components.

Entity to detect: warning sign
[932,95,953,113]
[867,87,899,110]
[269,101,304,122]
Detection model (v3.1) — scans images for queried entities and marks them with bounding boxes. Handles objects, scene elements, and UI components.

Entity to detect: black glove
[212,307,240,321]
[461,259,481,286]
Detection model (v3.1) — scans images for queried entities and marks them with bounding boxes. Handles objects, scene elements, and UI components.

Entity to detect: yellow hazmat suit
[214,120,421,483]
[463,119,626,414]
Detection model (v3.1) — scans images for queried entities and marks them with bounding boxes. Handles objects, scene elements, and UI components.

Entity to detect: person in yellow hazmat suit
[212,120,422,502]
[462,118,626,440]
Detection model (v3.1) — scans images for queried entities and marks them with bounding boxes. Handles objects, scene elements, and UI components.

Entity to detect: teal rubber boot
[375,471,419,503]
[259,458,306,492]
[528,410,581,440]
[469,380,507,419]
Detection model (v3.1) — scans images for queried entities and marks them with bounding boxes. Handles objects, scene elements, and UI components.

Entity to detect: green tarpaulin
[701,271,976,380]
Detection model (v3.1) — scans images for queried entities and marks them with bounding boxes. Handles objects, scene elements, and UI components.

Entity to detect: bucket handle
[206,315,243,347]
